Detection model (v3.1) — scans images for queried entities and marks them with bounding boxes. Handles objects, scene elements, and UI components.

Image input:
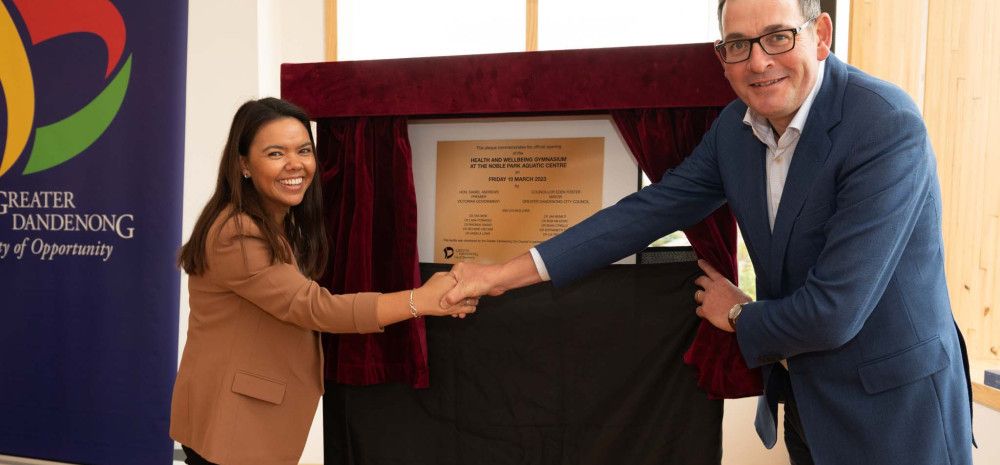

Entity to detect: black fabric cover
[324,261,723,465]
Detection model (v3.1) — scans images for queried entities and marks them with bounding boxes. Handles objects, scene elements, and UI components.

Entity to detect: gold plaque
[435,137,604,264]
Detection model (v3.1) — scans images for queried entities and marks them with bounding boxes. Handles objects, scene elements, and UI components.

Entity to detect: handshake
[411,253,546,319]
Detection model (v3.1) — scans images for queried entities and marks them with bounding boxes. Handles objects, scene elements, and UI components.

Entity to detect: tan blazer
[170,208,382,465]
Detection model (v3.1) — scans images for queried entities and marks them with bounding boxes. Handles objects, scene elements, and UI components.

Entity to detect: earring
[242,171,250,179]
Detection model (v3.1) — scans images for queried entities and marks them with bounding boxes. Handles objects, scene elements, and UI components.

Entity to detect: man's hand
[693,259,752,332]
[418,271,478,319]
[443,262,507,308]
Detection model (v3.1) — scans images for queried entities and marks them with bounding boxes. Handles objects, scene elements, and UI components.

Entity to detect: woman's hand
[414,272,478,318]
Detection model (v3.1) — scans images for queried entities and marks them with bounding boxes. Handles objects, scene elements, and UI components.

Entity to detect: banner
[0,1,186,463]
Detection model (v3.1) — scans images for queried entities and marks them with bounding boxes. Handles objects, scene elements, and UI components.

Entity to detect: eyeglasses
[715,17,817,64]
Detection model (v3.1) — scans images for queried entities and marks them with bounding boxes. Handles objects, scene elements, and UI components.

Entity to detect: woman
[171,98,474,465]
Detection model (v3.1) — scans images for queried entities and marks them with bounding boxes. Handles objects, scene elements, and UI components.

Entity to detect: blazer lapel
[766,56,847,294]
[739,138,772,290]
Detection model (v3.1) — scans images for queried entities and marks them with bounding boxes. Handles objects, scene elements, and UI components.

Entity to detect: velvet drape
[317,116,429,388]
[315,110,762,398]
[612,108,762,399]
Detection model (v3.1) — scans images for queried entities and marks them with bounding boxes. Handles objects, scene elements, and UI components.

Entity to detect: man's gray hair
[717,0,821,32]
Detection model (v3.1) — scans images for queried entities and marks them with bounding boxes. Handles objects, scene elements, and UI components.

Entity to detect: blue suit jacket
[536,55,973,465]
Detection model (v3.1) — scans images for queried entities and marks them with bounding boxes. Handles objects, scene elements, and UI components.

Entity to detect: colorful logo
[0,0,130,179]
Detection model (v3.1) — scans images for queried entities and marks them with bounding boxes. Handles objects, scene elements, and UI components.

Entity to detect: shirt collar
[742,59,827,142]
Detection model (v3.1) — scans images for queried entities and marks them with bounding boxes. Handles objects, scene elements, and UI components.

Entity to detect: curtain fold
[612,108,762,399]
[316,116,429,388]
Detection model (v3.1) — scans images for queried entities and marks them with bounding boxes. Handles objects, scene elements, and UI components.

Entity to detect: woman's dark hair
[178,97,328,279]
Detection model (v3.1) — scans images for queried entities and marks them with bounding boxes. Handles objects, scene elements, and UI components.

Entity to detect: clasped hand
[430,261,513,317]
[414,263,507,319]
[416,272,480,318]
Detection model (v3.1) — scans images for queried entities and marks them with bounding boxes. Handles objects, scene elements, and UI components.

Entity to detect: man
[443,0,974,464]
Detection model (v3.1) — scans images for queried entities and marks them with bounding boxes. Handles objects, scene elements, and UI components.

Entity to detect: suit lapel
[766,56,847,295]
[739,137,772,286]
[721,106,773,296]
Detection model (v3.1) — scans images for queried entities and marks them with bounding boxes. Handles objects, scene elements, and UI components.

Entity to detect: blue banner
[0,0,186,463]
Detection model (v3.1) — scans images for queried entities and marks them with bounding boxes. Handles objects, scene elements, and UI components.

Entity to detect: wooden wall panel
[850,0,999,362]
[325,0,337,61]
[848,0,928,109]
[924,0,1000,361]
[526,0,538,51]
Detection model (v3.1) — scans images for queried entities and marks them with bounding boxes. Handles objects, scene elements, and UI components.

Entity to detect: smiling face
[239,117,316,224]
[718,0,831,134]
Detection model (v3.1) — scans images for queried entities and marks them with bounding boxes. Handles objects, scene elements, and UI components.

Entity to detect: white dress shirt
[746,59,826,231]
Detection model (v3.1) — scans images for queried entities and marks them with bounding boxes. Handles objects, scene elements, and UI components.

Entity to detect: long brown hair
[178,98,328,279]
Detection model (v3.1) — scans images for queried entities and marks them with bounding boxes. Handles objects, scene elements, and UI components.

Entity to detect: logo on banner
[0,0,131,179]
[0,0,135,263]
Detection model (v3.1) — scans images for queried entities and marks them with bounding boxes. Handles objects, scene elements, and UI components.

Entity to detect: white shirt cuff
[528,247,551,282]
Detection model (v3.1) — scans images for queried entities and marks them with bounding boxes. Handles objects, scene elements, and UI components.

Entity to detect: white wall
[723,398,790,464]
[974,403,1000,463]
[834,0,850,62]
[182,0,326,463]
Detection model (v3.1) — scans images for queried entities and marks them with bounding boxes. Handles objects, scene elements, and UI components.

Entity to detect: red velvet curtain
[316,116,429,388]
[612,108,762,399]
[315,110,761,397]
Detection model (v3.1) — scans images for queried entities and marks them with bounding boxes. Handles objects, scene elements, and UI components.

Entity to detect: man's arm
[444,113,733,304]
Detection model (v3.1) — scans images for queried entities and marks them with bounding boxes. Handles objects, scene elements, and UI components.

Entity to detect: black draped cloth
[324,260,723,465]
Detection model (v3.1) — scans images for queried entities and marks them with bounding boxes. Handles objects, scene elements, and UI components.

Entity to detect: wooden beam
[974,383,1000,413]
[325,0,337,61]
[526,0,538,51]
